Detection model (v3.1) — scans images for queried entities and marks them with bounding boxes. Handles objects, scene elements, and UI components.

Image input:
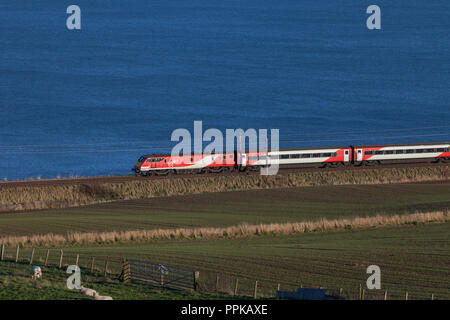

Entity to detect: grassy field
[0,183,449,236]
[0,260,235,300]
[3,222,446,300]
[61,222,450,300]
[0,181,449,299]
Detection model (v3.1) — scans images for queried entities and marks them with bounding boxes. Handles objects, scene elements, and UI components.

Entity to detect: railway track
[0,161,448,189]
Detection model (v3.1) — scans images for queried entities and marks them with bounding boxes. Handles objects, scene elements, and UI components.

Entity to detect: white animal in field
[30,266,42,280]
[93,292,113,300]
[79,286,97,297]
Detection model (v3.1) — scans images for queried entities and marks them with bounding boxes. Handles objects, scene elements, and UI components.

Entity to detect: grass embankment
[0,260,230,300]
[0,182,449,236]
[0,166,448,212]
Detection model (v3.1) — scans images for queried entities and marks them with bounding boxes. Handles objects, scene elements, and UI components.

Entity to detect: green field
[0,183,449,236]
[1,182,449,300]
[0,260,234,300]
[61,222,450,300]
[2,222,448,300]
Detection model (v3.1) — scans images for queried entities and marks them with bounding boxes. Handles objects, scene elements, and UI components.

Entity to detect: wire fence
[0,244,440,300]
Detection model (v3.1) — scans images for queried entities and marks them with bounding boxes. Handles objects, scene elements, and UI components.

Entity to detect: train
[132,142,450,176]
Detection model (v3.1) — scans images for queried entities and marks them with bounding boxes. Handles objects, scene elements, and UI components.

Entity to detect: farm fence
[0,244,440,300]
[122,259,198,290]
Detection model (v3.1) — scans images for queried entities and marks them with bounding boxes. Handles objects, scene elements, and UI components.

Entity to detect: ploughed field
[0,183,449,236]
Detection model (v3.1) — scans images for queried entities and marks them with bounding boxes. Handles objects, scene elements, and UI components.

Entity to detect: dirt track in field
[1,161,448,189]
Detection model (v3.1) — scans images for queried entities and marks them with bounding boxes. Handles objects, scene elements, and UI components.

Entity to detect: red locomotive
[133,142,450,176]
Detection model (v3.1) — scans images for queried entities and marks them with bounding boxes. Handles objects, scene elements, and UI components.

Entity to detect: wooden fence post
[215,274,219,293]
[339,288,343,296]
[193,271,200,291]
[277,283,280,291]
[253,280,258,299]
[59,249,63,268]
[431,293,434,301]
[44,249,50,266]
[361,289,365,300]
[29,248,35,265]
[359,284,362,300]
[90,257,95,272]
[15,245,20,263]
[234,278,239,296]
[104,256,109,276]
[124,260,130,283]
[0,244,4,261]
[160,268,164,286]
[75,254,79,266]
[384,289,388,300]
[405,291,408,300]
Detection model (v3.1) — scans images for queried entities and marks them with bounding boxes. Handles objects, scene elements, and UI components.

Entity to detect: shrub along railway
[0,164,448,213]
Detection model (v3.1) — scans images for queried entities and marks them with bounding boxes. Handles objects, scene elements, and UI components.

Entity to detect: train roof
[350,141,450,148]
[141,154,170,158]
[138,142,450,158]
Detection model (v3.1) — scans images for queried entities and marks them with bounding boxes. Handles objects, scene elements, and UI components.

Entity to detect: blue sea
[0,0,449,180]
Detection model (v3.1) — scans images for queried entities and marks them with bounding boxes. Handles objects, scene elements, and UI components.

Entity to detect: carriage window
[291,154,300,158]
[426,149,435,153]
[365,151,373,155]
[375,151,383,155]
[281,154,290,159]
[322,153,332,157]
[385,150,394,154]
[301,154,311,158]
[395,150,404,154]
[312,153,321,158]
[406,149,414,153]
[416,149,424,153]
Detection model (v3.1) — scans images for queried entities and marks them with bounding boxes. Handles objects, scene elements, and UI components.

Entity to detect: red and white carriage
[133,142,449,176]
[352,143,450,165]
